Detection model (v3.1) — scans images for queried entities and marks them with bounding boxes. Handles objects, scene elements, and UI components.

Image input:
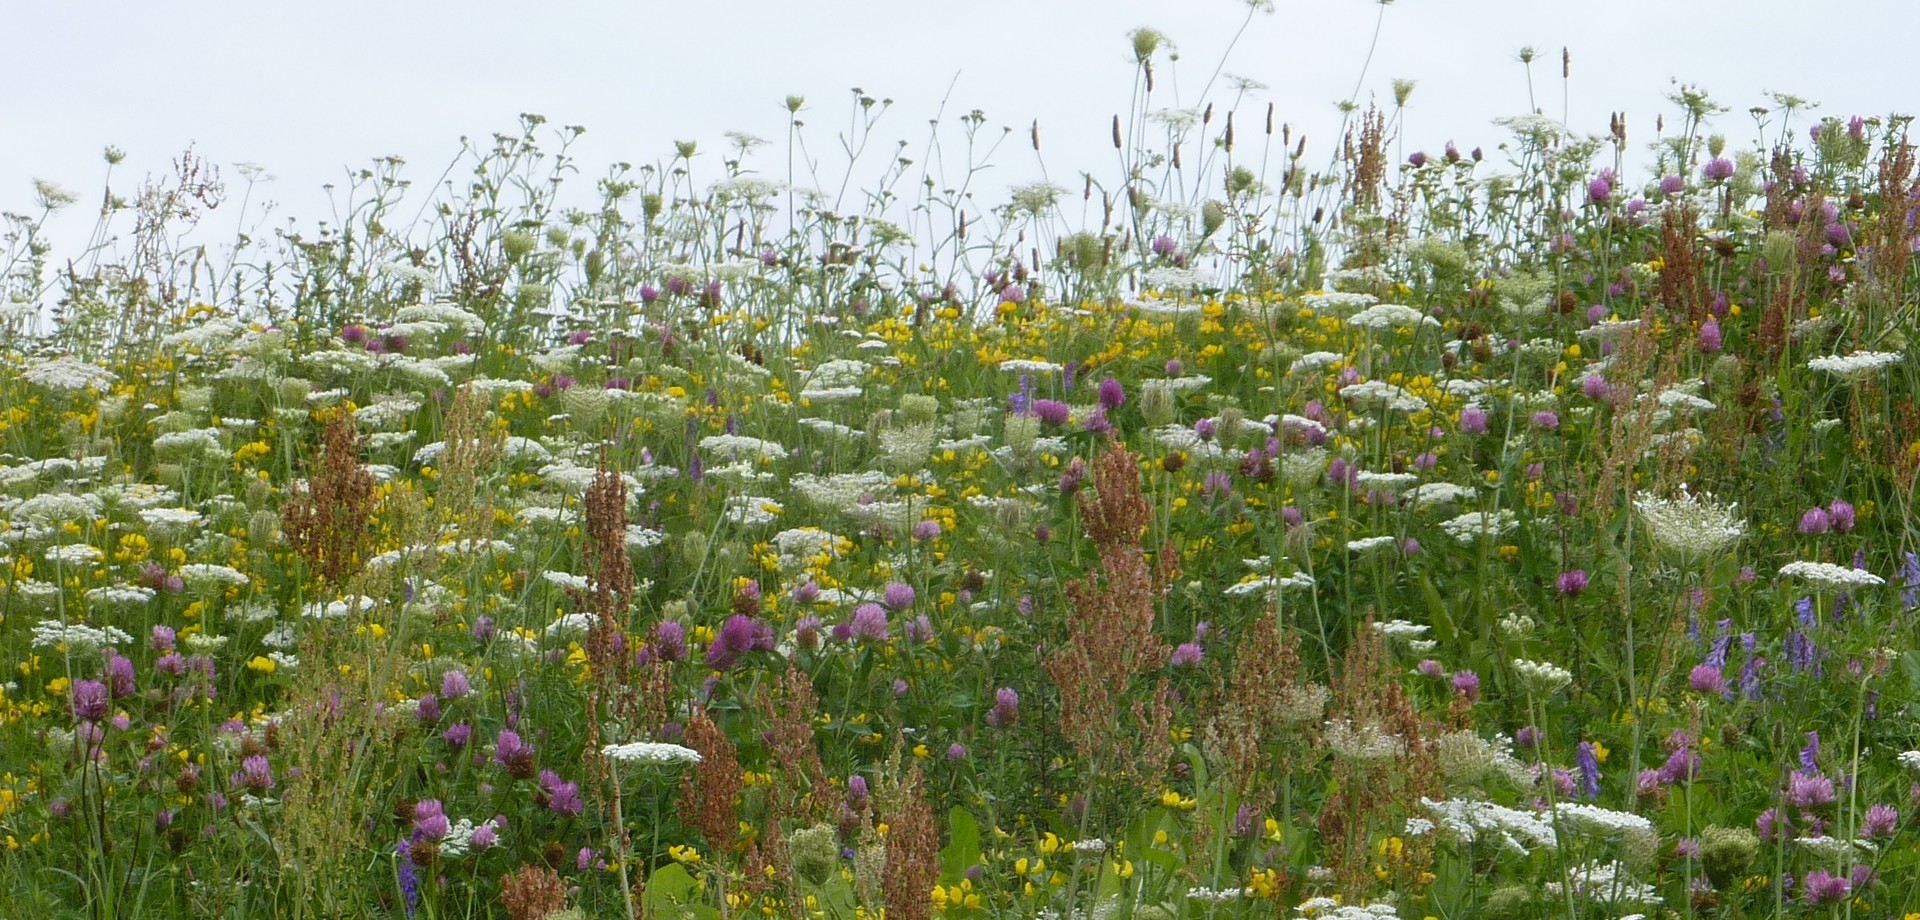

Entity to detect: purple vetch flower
[1800,732,1820,774]
[1576,741,1601,799]
[986,688,1020,728]
[396,840,421,917]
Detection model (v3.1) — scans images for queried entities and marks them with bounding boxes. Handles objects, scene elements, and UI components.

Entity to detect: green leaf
[941,807,981,882]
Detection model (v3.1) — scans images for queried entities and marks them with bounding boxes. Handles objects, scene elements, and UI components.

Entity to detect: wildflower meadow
[6,17,1920,920]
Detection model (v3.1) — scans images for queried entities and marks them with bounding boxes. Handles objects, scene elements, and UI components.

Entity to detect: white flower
[997,359,1064,375]
[1632,489,1743,561]
[1289,351,1346,374]
[602,741,703,766]
[1339,380,1428,412]
[1346,535,1398,554]
[1554,803,1654,836]
[1808,350,1903,380]
[1373,619,1429,639]
[43,544,104,566]
[1347,303,1439,330]
[1438,510,1518,544]
[1421,796,1558,855]
[31,620,134,651]
[1899,750,1920,772]
[1778,560,1884,589]
[1512,658,1573,693]
[20,356,117,392]
[178,564,250,591]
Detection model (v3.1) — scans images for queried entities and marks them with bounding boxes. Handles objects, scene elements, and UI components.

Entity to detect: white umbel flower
[1633,489,1743,561]
[1807,350,1902,380]
[1512,658,1573,693]
[1778,561,1884,589]
[602,741,703,766]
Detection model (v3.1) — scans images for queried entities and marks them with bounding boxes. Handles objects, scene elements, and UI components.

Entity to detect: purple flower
[1659,175,1685,196]
[841,603,887,643]
[986,688,1020,728]
[233,754,274,792]
[70,679,109,722]
[106,653,136,697]
[1863,802,1898,839]
[946,743,968,761]
[1097,378,1126,410]
[1785,771,1836,808]
[413,799,450,841]
[1531,410,1559,430]
[1688,665,1725,695]
[1587,177,1611,204]
[1556,570,1589,596]
[1802,869,1851,905]
[912,519,942,541]
[905,615,934,644]
[1032,399,1071,427]
[1697,318,1722,354]
[471,822,499,849]
[1415,659,1445,678]
[1451,670,1481,702]
[1459,406,1488,435]
[1407,151,1427,168]
[440,669,472,699]
[539,769,583,817]
[415,693,440,724]
[883,582,916,611]
[1800,731,1821,774]
[494,729,536,778]
[1703,158,1735,182]
[706,614,764,670]
[653,621,688,662]
[1576,741,1601,799]
[1827,500,1856,533]
[444,723,472,750]
[1170,643,1204,667]
[1799,507,1832,535]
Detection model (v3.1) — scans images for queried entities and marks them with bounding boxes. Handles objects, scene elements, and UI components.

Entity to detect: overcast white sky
[5,0,1917,257]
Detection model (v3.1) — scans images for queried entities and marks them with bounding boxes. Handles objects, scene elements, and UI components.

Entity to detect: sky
[5,0,1918,265]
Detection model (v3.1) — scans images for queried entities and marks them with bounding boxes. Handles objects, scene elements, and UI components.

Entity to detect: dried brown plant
[580,457,634,796]
[681,711,743,857]
[432,384,503,542]
[280,412,377,587]
[1201,615,1300,807]
[881,767,939,920]
[1045,437,1173,791]
[758,664,836,823]
[500,863,570,920]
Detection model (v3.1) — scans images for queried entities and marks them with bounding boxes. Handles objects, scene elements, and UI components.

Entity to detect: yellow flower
[246,656,277,675]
